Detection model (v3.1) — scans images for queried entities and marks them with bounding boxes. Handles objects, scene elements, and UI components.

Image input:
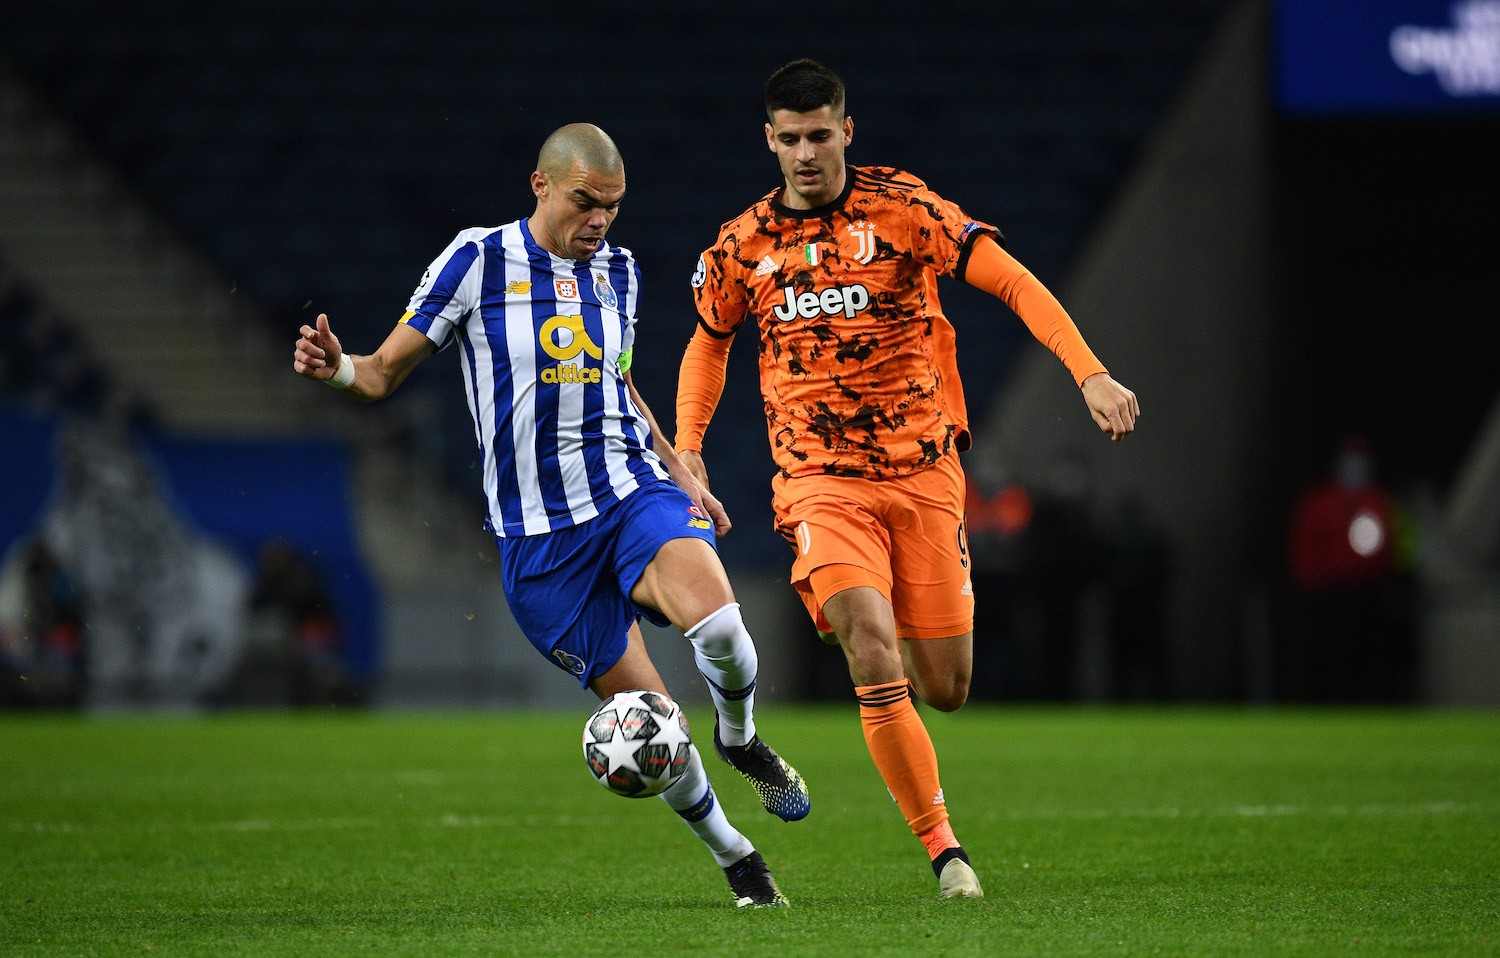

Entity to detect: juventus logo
[796,521,813,555]
[848,221,876,264]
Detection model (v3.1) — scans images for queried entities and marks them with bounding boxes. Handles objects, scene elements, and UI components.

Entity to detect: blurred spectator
[1100,494,1174,701]
[1014,449,1105,701]
[47,348,110,417]
[100,382,159,437]
[0,281,40,399]
[1283,435,1418,702]
[0,537,85,709]
[965,459,1033,700]
[233,538,362,706]
[22,312,81,396]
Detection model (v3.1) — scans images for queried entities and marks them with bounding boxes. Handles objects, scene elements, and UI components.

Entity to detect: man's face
[765,105,853,209]
[530,160,625,260]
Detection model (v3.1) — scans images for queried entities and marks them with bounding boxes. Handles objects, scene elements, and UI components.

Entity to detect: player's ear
[843,115,854,146]
[530,170,548,199]
[765,122,776,153]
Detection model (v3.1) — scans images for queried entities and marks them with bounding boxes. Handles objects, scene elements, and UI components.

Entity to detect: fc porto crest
[593,271,617,309]
[551,647,587,676]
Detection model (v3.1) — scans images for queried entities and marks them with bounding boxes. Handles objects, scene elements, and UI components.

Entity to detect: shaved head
[529,124,626,260]
[537,123,623,178]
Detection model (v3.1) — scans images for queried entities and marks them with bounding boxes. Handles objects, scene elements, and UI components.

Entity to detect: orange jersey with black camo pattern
[690,166,999,480]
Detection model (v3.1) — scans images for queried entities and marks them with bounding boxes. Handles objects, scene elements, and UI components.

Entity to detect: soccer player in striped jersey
[293,123,808,908]
[675,60,1139,899]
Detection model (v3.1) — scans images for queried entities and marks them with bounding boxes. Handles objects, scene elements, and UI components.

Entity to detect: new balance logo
[755,255,777,276]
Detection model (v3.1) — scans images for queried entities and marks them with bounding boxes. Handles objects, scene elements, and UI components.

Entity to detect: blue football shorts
[496,478,718,688]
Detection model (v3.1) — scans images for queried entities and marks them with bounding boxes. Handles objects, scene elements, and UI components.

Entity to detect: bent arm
[962,235,1107,386]
[353,323,437,402]
[963,236,1138,439]
[294,314,436,403]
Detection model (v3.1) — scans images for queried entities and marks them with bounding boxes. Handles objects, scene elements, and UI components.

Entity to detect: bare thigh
[629,536,736,632]
[588,622,669,701]
[899,631,973,712]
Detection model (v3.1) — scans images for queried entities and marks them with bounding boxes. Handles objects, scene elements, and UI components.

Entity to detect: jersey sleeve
[690,234,751,339]
[619,252,642,363]
[964,234,1107,386]
[673,324,732,453]
[677,237,745,452]
[904,182,1003,280]
[399,230,486,350]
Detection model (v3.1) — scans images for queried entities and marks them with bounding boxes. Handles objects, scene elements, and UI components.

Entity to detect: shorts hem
[895,620,975,640]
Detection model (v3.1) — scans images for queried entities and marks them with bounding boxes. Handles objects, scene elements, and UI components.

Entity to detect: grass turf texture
[2,707,1496,957]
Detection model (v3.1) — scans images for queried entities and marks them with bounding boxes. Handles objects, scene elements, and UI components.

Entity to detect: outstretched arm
[963,236,1139,440]
[293,313,436,402]
[626,370,732,536]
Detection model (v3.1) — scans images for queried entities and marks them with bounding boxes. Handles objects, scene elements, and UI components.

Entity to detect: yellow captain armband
[617,347,633,373]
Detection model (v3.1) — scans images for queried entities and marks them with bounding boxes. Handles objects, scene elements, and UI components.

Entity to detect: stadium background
[0,0,1495,710]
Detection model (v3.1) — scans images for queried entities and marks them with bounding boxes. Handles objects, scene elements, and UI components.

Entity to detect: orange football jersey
[689,166,1000,480]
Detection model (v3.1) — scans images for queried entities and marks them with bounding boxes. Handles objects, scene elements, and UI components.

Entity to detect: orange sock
[919,820,959,861]
[856,680,949,837]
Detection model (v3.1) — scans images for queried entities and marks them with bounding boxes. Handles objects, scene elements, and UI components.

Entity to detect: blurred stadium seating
[0,0,1230,568]
[7,2,1309,707]
[6,2,1496,707]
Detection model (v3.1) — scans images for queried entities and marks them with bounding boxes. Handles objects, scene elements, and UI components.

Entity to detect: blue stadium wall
[0,407,380,684]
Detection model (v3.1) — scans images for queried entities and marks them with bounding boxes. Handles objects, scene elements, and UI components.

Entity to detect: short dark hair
[764,58,846,119]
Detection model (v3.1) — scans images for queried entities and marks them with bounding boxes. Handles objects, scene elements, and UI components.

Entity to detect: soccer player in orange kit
[669,58,1134,899]
[674,58,1139,898]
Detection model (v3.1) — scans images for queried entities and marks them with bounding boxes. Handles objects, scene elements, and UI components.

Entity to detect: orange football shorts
[771,452,973,640]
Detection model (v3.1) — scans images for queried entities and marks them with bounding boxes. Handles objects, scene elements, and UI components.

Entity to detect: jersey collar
[770,168,856,221]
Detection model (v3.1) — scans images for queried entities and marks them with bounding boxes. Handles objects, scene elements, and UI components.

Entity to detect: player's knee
[684,601,748,659]
[831,605,893,651]
[840,637,904,687]
[915,673,970,712]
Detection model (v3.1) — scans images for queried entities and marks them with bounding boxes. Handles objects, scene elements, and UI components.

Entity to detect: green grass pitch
[3,706,1496,957]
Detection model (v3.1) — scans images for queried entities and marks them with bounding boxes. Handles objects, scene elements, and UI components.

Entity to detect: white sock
[684,602,758,746]
[659,744,753,867]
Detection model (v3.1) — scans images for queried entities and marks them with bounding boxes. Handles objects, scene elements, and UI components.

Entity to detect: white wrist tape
[328,353,356,390]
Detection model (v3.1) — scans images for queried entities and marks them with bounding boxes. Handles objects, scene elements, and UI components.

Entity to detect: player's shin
[684,602,757,745]
[659,744,753,867]
[856,680,951,837]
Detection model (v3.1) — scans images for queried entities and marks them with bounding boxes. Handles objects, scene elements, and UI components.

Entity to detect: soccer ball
[582,690,692,798]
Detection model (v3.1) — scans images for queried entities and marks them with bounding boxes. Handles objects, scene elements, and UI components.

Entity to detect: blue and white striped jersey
[400,218,670,538]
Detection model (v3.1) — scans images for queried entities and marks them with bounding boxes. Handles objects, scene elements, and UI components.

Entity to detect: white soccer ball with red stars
[582,690,692,798]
